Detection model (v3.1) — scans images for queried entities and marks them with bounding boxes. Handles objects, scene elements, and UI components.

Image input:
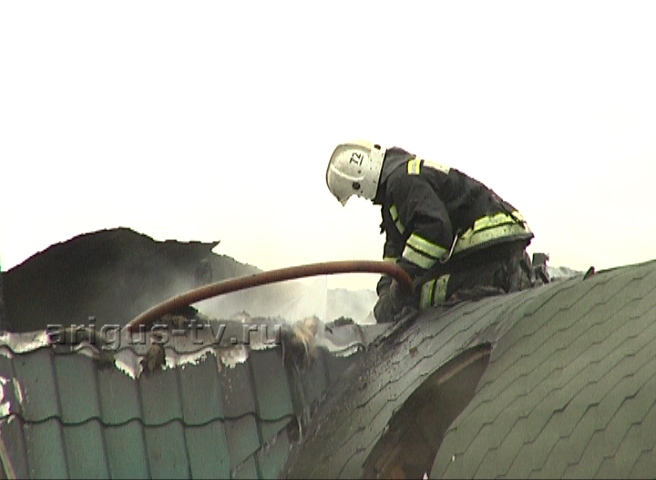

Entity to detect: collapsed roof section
[2,228,259,332]
[1,228,375,333]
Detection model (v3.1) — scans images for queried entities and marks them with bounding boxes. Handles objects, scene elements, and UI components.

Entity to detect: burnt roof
[3,228,656,478]
[283,259,656,479]
[2,227,260,332]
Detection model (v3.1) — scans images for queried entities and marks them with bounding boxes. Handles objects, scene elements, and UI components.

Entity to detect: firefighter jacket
[373,147,534,285]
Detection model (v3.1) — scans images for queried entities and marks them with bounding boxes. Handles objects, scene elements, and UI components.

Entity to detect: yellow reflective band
[390,204,399,221]
[471,211,517,231]
[511,210,526,222]
[389,204,405,234]
[454,212,532,254]
[420,274,450,309]
[434,275,450,306]
[406,233,448,261]
[383,256,398,263]
[422,159,450,174]
[407,158,421,175]
[420,279,435,309]
[408,157,450,175]
[402,244,439,269]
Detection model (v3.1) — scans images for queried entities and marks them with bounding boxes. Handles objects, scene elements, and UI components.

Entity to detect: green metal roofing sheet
[0,324,363,479]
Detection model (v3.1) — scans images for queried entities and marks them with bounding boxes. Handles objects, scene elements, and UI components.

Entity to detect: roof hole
[363,343,492,479]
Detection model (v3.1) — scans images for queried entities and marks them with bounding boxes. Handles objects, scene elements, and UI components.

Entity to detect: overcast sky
[1,1,655,291]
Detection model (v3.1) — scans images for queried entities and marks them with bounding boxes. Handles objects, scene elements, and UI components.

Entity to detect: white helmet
[326,140,386,205]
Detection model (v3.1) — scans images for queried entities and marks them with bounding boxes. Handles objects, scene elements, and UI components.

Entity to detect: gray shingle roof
[433,259,656,479]
[284,259,656,479]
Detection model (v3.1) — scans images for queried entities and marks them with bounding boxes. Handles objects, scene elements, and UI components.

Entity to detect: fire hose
[125,260,413,333]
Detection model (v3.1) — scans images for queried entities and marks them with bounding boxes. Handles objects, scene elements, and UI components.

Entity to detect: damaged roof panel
[292,286,555,478]
[283,260,656,479]
[1,228,261,333]
[0,320,365,479]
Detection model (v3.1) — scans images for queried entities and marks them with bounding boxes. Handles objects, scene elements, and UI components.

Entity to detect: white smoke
[195,276,329,322]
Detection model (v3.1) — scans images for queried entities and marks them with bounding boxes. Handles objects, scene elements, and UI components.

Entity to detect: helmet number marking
[349,152,365,166]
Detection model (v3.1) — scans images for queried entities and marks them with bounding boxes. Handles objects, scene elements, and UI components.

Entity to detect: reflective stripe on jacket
[375,148,533,279]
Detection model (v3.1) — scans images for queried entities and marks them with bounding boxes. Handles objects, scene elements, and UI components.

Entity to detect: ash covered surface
[2,228,261,332]
[1,227,380,334]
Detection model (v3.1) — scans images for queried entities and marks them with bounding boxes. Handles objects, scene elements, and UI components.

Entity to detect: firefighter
[326,140,538,323]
